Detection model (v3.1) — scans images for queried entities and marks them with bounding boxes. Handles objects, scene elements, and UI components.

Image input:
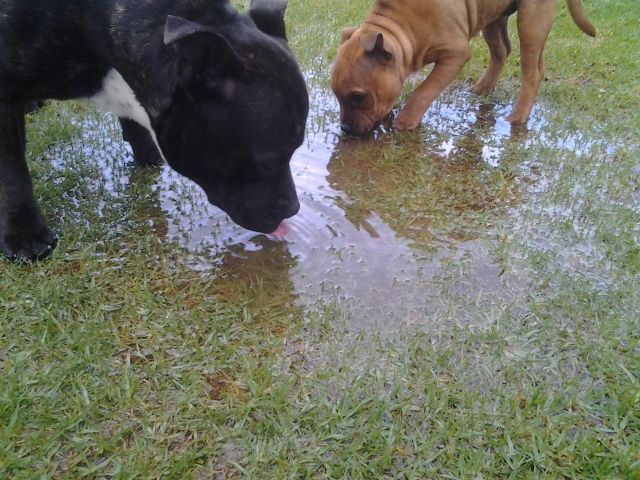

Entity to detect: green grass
[2,1,639,478]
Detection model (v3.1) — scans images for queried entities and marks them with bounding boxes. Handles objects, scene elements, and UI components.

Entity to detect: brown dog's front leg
[394,51,469,131]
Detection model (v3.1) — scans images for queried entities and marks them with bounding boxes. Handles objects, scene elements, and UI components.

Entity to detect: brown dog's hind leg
[506,0,556,124]
[471,17,511,95]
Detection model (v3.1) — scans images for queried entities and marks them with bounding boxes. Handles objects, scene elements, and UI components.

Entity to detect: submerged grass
[2,0,639,478]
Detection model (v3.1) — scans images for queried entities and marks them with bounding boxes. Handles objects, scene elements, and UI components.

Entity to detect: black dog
[0,0,309,261]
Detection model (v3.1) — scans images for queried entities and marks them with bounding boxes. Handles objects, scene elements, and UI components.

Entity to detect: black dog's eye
[184,75,236,103]
[349,92,367,108]
[203,77,236,103]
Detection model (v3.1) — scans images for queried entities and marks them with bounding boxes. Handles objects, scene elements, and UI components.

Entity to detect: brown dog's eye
[349,92,366,108]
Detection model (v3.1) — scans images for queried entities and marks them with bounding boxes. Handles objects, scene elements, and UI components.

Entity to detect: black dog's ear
[359,32,393,63]
[164,15,244,87]
[249,0,288,40]
[164,15,211,44]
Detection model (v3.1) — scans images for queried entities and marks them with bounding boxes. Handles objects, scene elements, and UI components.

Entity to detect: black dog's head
[155,0,308,234]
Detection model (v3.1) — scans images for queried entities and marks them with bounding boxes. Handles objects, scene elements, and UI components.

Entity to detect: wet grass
[2,0,639,478]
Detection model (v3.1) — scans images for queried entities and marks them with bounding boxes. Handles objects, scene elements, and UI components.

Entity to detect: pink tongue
[270,221,290,238]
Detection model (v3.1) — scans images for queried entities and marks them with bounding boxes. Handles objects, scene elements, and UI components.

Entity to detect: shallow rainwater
[50,81,617,335]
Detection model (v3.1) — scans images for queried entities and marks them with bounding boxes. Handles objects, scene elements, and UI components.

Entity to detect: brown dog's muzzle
[339,110,380,136]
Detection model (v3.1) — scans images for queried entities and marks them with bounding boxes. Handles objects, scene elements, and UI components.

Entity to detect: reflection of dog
[0,0,308,261]
[331,0,595,136]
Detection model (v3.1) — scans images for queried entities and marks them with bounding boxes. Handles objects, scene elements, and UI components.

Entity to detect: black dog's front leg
[0,103,57,261]
[119,118,164,167]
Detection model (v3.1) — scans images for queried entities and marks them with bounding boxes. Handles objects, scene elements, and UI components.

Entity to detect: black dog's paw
[131,142,165,167]
[0,223,58,262]
[119,117,164,167]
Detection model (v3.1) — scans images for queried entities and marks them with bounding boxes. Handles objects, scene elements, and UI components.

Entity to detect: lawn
[1,0,638,478]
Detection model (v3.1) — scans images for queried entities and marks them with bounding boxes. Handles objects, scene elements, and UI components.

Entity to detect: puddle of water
[42,80,622,335]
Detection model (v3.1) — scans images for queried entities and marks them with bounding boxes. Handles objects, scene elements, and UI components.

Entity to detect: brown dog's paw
[393,109,422,131]
[505,110,528,125]
[470,81,495,95]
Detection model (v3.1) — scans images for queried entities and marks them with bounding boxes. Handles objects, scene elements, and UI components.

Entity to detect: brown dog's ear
[359,32,393,62]
[340,27,358,44]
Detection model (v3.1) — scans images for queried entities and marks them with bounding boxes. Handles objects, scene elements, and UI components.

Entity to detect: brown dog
[331,0,595,136]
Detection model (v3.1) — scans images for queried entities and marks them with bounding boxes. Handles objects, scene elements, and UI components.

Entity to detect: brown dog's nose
[341,122,356,136]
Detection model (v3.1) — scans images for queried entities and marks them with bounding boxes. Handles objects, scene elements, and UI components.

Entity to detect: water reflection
[307,125,527,331]
[46,86,566,334]
[129,87,531,333]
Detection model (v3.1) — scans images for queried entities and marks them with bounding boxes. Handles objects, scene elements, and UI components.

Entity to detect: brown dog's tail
[566,0,596,37]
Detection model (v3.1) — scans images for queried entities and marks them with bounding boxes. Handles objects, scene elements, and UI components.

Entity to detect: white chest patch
[90,69,166,163]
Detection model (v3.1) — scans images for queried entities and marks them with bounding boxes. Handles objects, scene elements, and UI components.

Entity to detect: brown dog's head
[331,28,404,136]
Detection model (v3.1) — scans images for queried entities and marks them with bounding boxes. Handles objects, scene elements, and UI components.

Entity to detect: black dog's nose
[272,196,300,219]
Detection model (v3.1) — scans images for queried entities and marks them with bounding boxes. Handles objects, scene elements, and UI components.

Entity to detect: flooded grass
[2,0,639,478]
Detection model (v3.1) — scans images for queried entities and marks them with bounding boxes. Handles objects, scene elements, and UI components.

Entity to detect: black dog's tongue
[269,220,289,239]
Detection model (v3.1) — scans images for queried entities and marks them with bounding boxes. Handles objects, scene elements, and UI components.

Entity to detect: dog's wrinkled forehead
[335,33,391,75]
[337,35,370,68]
[333,42,389,96]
